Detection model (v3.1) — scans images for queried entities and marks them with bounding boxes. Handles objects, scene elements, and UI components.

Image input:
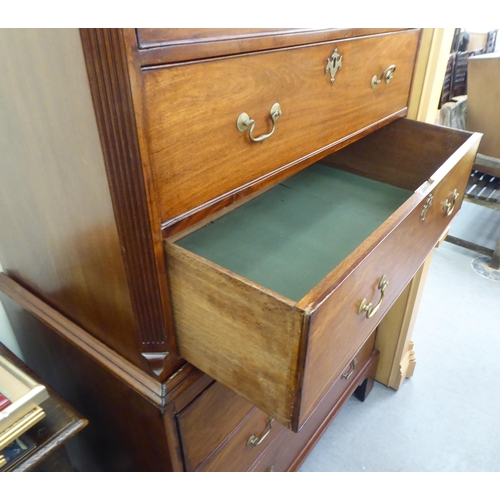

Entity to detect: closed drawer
[248,333,376,473]
[165,119,481,432]
[198,408,282,472]
[177,381,254,471]
[137,28,303,50]
[144,30,420,223]
[136,28,410,63]
[252,345,380,472]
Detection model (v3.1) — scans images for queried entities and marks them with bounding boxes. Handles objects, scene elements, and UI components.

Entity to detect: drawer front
[198,408,282,472]
[144,30,420,222]
[420,152,473,235]
[299,147,478,426]
[177,381,254,471]
[252,345,379,472]
[137,29,411,64]
[138,28,299,48]
[301,330,377,427]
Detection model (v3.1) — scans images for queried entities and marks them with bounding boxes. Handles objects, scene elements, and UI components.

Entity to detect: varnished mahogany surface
[162,111,407,238]
[177,381,254,471]
[80,29,182,377]
[198,406,283,472]
[296,125,480,427]
[0,29,147,369]
[136,28,409,65]
[0,285,178,471]
[251,348,379,472]
[144,30,420,223]
[0,28,480,472]
[0,274,168,406]
[299,150,477,424]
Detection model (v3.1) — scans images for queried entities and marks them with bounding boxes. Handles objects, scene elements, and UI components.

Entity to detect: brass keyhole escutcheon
[421,194,434,221]
[325,48,343,84]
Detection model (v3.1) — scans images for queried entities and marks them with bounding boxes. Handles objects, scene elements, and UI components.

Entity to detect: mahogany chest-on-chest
[0,28,480,471]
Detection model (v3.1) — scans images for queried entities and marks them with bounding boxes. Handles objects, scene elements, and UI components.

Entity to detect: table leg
[490,235,500,270]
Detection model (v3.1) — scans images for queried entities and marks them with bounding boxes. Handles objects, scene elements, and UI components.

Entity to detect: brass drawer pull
[371,64,397,88]
[421,194,434,221]
[358,275,389,318]
[443,189,459,216]
[247,417,274,447]
[341,357,357,380]
[237,103,282,143]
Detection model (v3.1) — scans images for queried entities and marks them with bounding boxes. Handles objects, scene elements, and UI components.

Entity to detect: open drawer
[165,119,481,431]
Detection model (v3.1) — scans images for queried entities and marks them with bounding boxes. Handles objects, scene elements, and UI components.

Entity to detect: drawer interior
[176,164,411,302]
[173,119,473,304]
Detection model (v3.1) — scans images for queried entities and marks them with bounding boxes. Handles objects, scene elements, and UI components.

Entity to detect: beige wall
[0,261,22,359]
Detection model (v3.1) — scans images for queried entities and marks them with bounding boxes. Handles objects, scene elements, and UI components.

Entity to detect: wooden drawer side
[165,243,305,428]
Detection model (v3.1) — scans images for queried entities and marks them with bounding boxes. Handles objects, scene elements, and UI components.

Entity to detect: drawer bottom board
[176,164,411,302]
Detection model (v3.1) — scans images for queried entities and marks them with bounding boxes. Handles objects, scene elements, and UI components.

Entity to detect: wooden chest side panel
[165,243,304,427]
[0,288,173,472]
[144,30,420,222]
[0,29,145,369]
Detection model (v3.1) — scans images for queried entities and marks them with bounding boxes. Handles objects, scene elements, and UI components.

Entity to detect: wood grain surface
[81,29,183,377]
[136,28,410,65]
[298,129,481,427]
[0,29,146,368]
[0,288,174,471]
[177,381,254,471]
[144,30,420,223]
[251,348,379,472]
[198,407,283,472]
[0,273,164,405]
[165,243,305,428]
